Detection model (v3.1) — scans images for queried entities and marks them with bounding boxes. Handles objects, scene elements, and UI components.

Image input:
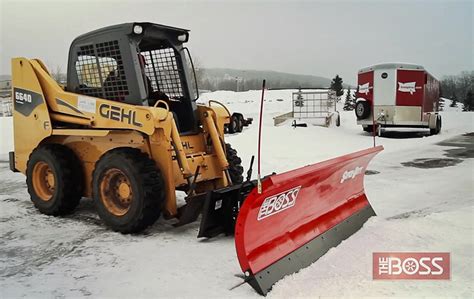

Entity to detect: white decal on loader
[398,82,420,95]
[359,83,371,95]
[257,186,301,221]
[14,91,32,104]
[78,96,97,113]
[340,166,364,183]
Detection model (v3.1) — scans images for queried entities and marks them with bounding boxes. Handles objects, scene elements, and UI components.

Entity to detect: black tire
[235,114,244,133]
[363,125,374,133]
[26,144,83,215]
[355,101,371,119]
[335,114,341,127]
[228,114,239,134]
[237,114,245,132]
[225,143,244,184]
[437,115,442,134]
[430,115,442,135]
[93,148,164,233]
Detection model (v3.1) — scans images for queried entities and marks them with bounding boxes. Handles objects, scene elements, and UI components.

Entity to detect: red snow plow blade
[235,146,383,295]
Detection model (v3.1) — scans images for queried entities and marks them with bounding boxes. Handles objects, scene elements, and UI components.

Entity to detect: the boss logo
[257,186,301,221]
[373,252,450,280]
[99,104,143,127]
[340,166,363,183]
[15,91,32,104]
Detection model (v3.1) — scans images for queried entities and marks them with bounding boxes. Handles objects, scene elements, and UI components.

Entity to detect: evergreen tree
[352,86,359,108]
[463,90,474,111]
[450,92,458,107]
[330,75,344,97]
[343,87,353,111]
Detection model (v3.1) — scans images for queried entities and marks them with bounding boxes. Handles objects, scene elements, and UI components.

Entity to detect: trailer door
[396,70,424,107]
[373,68,396,106]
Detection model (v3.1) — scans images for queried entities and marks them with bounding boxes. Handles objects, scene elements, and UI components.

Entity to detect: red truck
[355,63,441,135]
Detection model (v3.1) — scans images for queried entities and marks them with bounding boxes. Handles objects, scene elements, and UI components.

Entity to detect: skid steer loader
[9,22,383,295]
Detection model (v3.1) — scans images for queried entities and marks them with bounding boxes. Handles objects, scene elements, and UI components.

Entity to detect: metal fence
[292,90,337,119]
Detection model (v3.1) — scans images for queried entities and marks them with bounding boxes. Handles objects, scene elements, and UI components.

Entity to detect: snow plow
[235,146,382,294]
[9,22,383,296]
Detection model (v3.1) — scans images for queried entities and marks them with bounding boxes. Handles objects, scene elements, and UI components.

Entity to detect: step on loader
[9,22,382,295]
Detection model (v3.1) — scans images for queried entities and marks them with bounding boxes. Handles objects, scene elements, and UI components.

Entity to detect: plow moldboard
[234,146,383,295]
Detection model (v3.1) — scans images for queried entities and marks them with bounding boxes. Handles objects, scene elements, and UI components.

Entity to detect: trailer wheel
[355,101,371,120]
[237,114,245,132]
[226,143,244,184]
[26,144,83,215]
[430,115,442,135]
[228,114,239,134]
[335,114,341,127]
[235,114,244,133]
[363,125,374,133]
[93,148,164,233]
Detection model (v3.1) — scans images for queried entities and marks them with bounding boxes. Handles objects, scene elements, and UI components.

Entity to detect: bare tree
[51,65,65,83]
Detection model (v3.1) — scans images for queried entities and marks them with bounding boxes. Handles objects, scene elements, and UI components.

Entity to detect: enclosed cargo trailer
[355,63,441,135]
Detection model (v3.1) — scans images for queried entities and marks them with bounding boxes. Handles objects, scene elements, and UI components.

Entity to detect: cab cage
[66,22,199,132]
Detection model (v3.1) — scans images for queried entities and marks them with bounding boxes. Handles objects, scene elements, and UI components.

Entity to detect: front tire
[26,144,83,215]
[225,143,244,184]
[93,148,165,233]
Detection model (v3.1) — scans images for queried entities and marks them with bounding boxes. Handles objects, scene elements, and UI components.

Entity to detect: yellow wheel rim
[100,168,133,216]
[32,161,55,201]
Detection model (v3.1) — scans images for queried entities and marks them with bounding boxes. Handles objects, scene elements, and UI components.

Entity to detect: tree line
[197,77,311,91]
[197,76,327,92]
[440,71,474,111]
[194,65,330,92]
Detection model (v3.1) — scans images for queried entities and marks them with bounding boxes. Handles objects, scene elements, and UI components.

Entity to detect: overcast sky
[0,0,472,84]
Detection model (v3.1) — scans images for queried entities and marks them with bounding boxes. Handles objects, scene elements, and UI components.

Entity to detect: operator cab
[66,22,199,133]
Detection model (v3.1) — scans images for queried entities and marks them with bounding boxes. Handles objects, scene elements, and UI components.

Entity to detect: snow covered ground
[0,91,473,298]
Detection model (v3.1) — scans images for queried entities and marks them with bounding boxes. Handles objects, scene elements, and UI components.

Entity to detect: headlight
[133,25,143,34]
[178,34,187,42]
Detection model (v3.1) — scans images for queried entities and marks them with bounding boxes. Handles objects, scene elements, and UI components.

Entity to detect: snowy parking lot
[1,90,473,298]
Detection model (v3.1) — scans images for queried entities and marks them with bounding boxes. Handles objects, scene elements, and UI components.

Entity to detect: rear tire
[26,144,83,215]
[225,143,244,184]
[93,148,165,233]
